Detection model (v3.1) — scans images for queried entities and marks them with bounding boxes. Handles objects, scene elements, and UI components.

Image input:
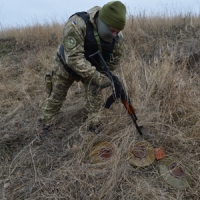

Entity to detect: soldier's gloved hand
[92,76,111,95]
[100,76,111,88]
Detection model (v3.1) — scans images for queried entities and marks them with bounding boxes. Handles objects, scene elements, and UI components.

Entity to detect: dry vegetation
[0,13,200,200]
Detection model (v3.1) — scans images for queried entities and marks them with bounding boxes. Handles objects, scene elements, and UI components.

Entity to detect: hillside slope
[0,15,200,199]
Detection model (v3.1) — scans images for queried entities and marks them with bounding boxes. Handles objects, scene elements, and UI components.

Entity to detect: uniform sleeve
[62,15,103,85]
[108,32,125,72]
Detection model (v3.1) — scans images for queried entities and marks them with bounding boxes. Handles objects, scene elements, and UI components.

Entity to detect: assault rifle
[89,51,143,135]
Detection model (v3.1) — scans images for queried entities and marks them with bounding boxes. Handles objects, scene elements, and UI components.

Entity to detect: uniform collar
[87,6,101,30]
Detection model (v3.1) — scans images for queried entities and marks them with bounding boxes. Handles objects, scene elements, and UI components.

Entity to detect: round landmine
[159,156,193,189]
[89,141,114,164]
[127,141,155,167]
[169,162,185,178]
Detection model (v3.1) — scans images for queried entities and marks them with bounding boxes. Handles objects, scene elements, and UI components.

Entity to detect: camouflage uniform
[41,6,124,125]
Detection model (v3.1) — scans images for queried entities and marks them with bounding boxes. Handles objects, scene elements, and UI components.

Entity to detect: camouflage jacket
[61,6,124,84]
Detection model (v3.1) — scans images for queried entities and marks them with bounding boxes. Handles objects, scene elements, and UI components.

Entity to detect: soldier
[40,1,126,137]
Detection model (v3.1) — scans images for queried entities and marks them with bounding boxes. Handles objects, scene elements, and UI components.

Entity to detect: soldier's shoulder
[65,14,86,30]
[62,13,87,40]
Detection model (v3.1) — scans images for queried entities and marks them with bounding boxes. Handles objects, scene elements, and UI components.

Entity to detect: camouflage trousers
[41,55,103,125]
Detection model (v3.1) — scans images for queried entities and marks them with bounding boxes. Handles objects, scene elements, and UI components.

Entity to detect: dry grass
[0,13,200,200]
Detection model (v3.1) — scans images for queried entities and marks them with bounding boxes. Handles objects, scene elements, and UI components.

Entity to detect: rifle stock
[89,51,143,135]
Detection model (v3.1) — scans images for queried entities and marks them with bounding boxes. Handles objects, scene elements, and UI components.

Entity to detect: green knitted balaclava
[99,1,126,30]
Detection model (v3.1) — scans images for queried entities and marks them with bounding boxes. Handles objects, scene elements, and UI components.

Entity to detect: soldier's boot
[86,112,103,134]
[39,125,52,140]
[38,100,61,141]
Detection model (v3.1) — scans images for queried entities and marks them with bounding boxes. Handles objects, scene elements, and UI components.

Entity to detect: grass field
[0,12,200,199]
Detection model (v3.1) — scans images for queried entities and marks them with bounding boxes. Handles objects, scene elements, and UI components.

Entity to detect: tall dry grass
[0,13,199,200]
